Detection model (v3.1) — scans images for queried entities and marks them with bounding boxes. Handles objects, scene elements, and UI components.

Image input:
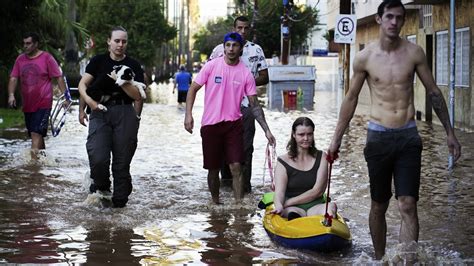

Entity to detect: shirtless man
[327,0,461,260]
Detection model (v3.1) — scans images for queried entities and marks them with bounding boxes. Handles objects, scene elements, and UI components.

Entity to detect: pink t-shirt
[195,57,256,126]
[10,52,62,112]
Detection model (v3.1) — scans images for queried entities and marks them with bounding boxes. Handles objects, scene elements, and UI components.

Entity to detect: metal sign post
[334,14,357,95]
[448,0,456,170]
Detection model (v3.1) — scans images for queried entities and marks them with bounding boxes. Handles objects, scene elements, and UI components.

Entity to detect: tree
[242,0,319,57]
[0,0,88,107]
[64,0,90,88]
[80,0,177,80]
[192,17,233,59]
[192,0,319,59]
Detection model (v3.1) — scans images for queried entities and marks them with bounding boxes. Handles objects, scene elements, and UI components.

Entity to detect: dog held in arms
[86,65,146,112]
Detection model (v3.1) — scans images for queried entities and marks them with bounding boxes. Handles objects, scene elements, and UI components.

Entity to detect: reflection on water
[0,83,473,264]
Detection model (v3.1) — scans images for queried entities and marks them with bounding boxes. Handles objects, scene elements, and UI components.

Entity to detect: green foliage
[0,0,36,70]
[0,0,88,107]
[0,108,24,129]
[192,1,319,58]
[244,0,319,57]
[192,17,234,59]
[80,0,177,69]
[0,0,88,65]
[0,0,43,102]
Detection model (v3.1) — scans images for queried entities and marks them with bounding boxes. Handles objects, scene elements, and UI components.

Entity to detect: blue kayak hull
[265,228,352,252]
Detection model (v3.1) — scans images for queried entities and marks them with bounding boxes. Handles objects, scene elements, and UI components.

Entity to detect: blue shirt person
[173,65,192,104]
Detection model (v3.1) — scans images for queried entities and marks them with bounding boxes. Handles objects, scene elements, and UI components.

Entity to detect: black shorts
[177,90,188,103]
[363,126,422,202]
[24,108,51,137]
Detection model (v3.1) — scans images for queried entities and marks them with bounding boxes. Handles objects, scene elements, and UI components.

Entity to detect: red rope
[323,159,334,227]
[263,143,276,191]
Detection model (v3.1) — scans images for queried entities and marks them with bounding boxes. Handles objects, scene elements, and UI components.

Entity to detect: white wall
[309,0,329,51]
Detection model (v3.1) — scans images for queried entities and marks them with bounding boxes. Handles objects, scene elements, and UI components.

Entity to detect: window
[455,27,470,87]
[435,28,470,87]
[407,35,416,44]
[435,30,448,85]
[422,5,432,28]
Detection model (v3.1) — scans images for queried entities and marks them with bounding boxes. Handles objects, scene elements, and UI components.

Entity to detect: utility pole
[186,0,191,71]
[281,0,291,65]
[180,0,185,65]
[172,0,179,74]
[251,0,258,43]
[340,0,351,94]
[64,0,80,88]
[448,0,456,170]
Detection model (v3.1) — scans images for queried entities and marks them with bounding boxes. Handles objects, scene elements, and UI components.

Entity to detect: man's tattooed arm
[248,95,269,132]
[248,95,276,145]
[430,91,453,134]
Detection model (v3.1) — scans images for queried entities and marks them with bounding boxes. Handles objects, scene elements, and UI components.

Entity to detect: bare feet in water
[212,196,222,205]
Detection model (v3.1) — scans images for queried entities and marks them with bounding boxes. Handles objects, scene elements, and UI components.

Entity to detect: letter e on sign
[335,15,357,44]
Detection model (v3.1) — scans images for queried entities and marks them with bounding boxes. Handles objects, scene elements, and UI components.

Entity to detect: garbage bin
[267,65,316,111]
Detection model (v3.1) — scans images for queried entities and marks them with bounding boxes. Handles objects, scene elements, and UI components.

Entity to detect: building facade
[327,0,473,130]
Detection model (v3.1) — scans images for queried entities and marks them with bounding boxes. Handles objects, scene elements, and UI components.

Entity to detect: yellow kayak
[260,192,352,251]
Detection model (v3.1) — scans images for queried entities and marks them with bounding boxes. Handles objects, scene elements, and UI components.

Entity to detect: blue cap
[223,32,244,47]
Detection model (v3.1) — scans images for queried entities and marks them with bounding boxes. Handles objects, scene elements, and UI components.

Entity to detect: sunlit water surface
[0,83,472,264]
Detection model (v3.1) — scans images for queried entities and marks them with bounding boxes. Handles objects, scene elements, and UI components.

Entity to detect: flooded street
[0,82,473,264]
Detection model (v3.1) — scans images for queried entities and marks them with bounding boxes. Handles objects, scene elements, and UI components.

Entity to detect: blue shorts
[363,121,422,202]
[24,108,51,137]
[200,119,244,170]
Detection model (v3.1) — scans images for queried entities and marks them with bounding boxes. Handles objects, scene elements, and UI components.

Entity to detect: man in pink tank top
[184,32,276,204]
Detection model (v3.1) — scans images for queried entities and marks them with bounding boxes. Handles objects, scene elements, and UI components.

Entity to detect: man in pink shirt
[184,32,276,204]
[8,32,67,159]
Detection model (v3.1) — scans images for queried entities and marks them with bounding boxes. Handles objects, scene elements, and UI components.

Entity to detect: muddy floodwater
[0,83,473,264]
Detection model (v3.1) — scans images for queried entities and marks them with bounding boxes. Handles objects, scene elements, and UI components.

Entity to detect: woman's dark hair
[377,0,406,18]
[287,117,317,159]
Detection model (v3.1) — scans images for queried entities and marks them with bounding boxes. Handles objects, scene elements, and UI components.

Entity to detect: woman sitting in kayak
[272,117,337,220]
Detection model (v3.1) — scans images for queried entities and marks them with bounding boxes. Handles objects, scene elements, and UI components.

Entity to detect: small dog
[112,65,147,100]
[86,65,147,112]
[85,73,116,112]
